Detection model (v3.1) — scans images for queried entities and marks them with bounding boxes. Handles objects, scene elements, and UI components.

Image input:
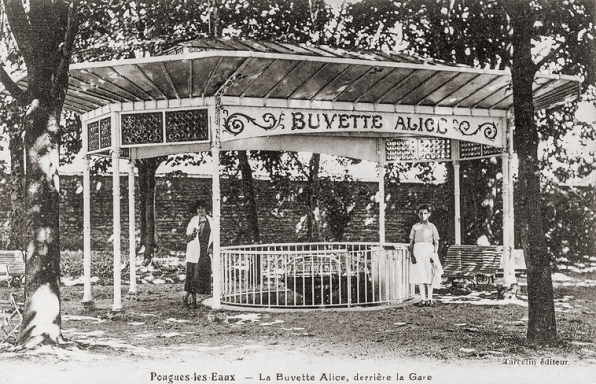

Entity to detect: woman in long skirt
[183,200,213,308]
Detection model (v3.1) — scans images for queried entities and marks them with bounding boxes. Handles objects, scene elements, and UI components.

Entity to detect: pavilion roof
[7,38,581,114]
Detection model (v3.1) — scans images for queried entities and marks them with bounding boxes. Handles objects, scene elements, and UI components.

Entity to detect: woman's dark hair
[417,204,431,213]
[192,199,209,213]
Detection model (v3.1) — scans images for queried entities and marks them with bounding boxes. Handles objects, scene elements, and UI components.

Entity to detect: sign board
[221,106,505,147]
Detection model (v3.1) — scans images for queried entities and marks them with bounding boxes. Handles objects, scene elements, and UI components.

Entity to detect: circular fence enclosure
[220,242,412,309]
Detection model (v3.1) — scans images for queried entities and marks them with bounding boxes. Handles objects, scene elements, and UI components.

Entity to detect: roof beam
[69,74,131,103]
[76,70,141,102]
[160,62,180,100]
[134,64,168,100]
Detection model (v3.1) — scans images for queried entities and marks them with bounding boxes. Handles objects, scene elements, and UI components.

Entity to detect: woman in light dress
[408,204,443,306]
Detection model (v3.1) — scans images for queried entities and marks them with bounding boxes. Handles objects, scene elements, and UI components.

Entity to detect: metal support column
[128,159,137,295]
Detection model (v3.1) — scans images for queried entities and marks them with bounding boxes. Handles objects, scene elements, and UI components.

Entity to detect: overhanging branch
[0,65,28,103]
[3,0,35,65]
[51,0,80,103]
[534,43,566,72]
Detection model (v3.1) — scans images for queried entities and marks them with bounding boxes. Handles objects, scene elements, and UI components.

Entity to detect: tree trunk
[18,100,64,348]
[0,0,80,349]
[136,157,162,264]
[137,161,148,248]
[506,0,557,344]
[238,151,261,284]
[238,151,260,244]
[7,103,26,252]
[307,153,323,242]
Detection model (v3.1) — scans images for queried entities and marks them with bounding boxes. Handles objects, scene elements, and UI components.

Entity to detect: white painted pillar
[378,139,386,244]
[508,122,516,250]
[509,154,516,248]
[211,103,222,309]
[453,140,462,245]
[502,154,515,286]
[111,111,123,312]
[82,155,93,306]
[128,159,137,295]
[454,160,462,245]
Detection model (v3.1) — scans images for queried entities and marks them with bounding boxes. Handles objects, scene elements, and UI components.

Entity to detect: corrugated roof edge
[159,36,440,65]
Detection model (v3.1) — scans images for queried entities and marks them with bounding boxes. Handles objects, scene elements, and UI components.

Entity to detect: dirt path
[1,342,594,384]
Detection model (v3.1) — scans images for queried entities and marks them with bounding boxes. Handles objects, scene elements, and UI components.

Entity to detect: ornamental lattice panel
[88,121,100,151]
[99,118,112,148]
[460,141,502,158]
[482,144,502,156]
[386,139,416,161]
[165,109,209,143]
[418,138,451,160]
[386,138,450,161]
[460,141,482,158]
[121,112,163,145]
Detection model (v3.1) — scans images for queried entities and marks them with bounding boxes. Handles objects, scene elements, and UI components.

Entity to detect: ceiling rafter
[69,74,131,103]
[352,68,399,104]
[373,70,419,104]
[77,70,142,102]
[309,64,353,101]
[432,73,482,106]
[134,64,168,100]
[239,59,277,98]
[160,62,180,100]
[109,65,157,101]
[262,60,304,100]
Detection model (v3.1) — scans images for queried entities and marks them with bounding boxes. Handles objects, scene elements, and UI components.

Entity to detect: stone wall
[1,174,454,255]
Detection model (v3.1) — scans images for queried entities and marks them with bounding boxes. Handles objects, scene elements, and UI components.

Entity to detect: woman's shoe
[425,300,434,307]
[415,300,426,307]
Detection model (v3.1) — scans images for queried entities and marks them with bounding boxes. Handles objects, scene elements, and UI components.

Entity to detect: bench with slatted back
[443,245,503,286]
[0,251,25,287]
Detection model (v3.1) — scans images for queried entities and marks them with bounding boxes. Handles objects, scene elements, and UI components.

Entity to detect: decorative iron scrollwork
[457,121,497,141]
[478,122,498,141]
[223,111,285,136]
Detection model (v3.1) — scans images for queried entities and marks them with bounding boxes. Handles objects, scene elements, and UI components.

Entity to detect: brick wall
[1,174,454,254]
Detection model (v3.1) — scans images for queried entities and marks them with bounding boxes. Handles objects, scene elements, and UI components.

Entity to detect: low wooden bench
[443,245,502,286]
[0,251,26,288]
[443,245,526,286]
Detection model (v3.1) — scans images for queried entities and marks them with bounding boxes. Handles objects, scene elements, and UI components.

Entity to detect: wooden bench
[443,245,526,287]
[0,251,25,288]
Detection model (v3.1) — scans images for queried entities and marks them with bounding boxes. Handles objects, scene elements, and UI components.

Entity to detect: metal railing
[220,243,412,309]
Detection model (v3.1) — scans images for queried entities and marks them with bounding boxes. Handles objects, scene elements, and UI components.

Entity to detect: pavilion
[24,38,581,309]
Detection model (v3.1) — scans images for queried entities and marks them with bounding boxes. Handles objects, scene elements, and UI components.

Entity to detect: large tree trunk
[0,0,79,349]
[19,100,64,348]
[238,151,261,283]
[506,0,557,344]
[136,157,163,264]
[7,102,26,252]
[307,153,323,242]
[238,151,260,244]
